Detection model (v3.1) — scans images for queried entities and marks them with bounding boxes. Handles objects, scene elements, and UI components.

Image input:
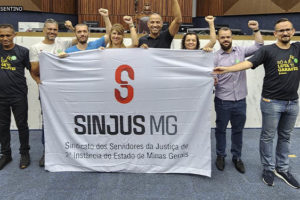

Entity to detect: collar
[219,46,237,55]
[146,33,161,40]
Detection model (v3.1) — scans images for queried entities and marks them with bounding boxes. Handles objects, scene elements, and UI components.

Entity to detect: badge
[294,58,298,64]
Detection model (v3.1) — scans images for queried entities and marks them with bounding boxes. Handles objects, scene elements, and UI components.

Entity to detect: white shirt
[29,39,72,62]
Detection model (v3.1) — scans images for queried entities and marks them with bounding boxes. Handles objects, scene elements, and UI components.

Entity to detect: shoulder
[15,44,29,52]
[161,29,172,38]
[55,39,72,48]
[139,35,148,40]
[214,49,223,56]
[31,41,43,49]
[291,42,300,49]
[92,36,105,43]
[30,41,45,53]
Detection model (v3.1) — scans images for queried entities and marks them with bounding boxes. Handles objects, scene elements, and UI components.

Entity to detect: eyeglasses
[276,28,293,33]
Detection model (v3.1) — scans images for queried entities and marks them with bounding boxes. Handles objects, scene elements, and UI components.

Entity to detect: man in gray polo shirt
[214,21,263,173]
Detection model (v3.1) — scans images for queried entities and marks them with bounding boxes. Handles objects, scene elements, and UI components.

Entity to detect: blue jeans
[260,98,299,172]
[214,97,246,159]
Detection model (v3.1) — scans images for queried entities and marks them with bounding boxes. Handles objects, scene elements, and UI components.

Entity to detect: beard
[280,36,291,44]
[77,36,88,44]
[79,40,87,44]
[46,35,56,41]
[220,42,232,51]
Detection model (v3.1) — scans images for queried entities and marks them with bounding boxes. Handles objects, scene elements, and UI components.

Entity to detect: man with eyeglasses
[29,18,76,167]
[214,18,300,189]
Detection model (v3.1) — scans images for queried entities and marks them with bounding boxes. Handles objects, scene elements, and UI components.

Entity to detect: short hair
[44,18,58,27]
[75,23,89,32]
[0,24,15,32]
[149,13,162,20]
[217,27,232,35]
[274,18,293,29]
[181,32,200,49]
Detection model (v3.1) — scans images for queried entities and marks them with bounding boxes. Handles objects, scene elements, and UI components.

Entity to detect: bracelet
[129,24,134,28]
[253,29,260,33]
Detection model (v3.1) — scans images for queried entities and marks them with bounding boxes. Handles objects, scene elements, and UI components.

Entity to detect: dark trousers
[214,97,246,159]
[0,96,30,155]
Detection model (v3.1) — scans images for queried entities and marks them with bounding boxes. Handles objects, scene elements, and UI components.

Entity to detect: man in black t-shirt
[138,0,182,49]
[213,18,300,189]
[0,24,31,170]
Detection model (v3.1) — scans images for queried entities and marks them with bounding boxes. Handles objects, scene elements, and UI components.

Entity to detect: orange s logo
[115,65,134,104]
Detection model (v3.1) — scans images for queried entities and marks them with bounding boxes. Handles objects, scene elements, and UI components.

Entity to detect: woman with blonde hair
[108,16,138,48]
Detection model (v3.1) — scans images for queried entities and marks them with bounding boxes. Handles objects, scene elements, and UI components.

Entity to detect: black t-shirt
[138,29,174,48]
[248,42,300,100]
[0,44,31,98]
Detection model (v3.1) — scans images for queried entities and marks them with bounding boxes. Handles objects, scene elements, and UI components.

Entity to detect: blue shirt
[214,42,263,101]
[65,36,106,53]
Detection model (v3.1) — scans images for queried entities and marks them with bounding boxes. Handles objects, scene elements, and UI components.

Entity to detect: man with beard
[214,18,300,188]
[213,21,263,174]
[138,0,182,49]
[65,8,111,53]
[30,18,76,167]
[0,24,31,170]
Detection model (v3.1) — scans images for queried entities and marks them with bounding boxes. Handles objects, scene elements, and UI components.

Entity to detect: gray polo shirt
[214,42,263,101]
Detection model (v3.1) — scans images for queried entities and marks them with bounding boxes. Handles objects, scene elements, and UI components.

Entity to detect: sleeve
[213,52,218,67]
[243,42,264,57]
[248,46,266,69]
[29,45,39,62]
[24,48,31,70]
[63,40,73,49]
[90,36,106,48]
[164,30,174,46]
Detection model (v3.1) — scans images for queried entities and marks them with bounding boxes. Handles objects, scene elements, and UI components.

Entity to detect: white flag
[39,48,213,176]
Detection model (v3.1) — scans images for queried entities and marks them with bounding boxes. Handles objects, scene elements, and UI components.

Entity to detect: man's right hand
[140,44,149,49]
[99,8,109,17]
[58,52,69,58]
[205,16,215,23]
[64,20,73,30]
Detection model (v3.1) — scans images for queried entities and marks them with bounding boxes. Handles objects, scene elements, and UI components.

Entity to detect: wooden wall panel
[42,0,76,14]
[78,0,193,28]
[196,0,223,16]
[197,0,300,17]
[224,0,300,15]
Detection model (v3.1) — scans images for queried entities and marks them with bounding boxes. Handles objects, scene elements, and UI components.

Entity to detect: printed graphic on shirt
[1,56,16,71]
[277,55,299,75]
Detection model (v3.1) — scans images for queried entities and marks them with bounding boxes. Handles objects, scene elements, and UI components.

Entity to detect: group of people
[0,0,299,189]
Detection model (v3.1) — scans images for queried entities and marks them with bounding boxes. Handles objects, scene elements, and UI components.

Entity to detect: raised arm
[65,20,75,32]
[65,20,77,45]
[248,20,263,44]
[99,8,112,45]
[213,61,253,74]
[203,16,216,48]
[124,16,138,48]
[168,0,182,36]
[30,62,41,84]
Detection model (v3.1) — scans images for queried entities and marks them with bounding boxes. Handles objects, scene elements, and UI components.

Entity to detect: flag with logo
[39,48,213,176]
